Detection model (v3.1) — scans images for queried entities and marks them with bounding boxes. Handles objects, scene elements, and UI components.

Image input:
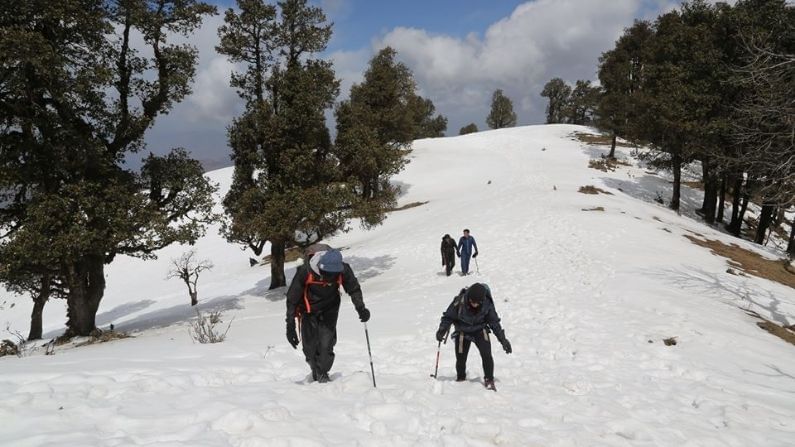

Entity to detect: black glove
[286,323,299,349]
[501,338,512,354]
[436,328,447,342]
[473,252,478,258]
[357,307,370,322]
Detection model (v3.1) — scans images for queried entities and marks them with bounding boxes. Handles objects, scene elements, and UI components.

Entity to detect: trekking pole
[474,257,480,274]
[430,329,450,379]
[364,322,376,388]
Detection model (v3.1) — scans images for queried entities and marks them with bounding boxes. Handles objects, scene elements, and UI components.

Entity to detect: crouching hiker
[286,244,370,383]
[435,283,511,390]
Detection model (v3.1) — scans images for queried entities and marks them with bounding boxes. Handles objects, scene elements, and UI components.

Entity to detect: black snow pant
[300,306,339,378]
[443,253,456,276]
[455,330,494,381]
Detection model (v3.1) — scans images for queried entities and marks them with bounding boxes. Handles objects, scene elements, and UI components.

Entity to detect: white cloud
[372,0,646,132]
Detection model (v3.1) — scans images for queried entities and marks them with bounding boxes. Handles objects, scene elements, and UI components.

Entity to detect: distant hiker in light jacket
[286,244,370,383]
[457,229,479,275]
[436,283,511,390]
[440,234,459,276]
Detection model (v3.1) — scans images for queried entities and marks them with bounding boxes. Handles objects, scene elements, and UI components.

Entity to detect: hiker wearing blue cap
[286,245,370,383]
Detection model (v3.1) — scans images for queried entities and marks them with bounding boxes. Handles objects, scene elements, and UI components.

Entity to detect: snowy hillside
[2,124,794,446]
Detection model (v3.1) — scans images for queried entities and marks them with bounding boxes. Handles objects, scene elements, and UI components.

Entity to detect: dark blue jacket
[458,235,478,256]
[438,285,505,342]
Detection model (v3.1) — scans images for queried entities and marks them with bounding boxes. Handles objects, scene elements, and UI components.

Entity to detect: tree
[168,250,214,306]
[723,0,795,242]
[334,47,422,227]
[597,21,653,159]
[486,89,517,129]
[459,123,479,135]
[0,1,218,337]
[540,78,572,124]
[408,95,447,138]
[217,0,347,289]
[567,80,601,125]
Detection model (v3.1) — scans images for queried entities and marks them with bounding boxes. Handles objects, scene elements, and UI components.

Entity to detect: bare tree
[167,251,214,306]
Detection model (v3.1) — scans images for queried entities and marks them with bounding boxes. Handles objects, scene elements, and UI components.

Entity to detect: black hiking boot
[317,372,330,383]
[484,378,496,391]
[456,376,466,382]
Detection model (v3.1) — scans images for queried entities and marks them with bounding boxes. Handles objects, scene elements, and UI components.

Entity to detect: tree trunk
[728,175,743,234]
[190,291,198,306]
[732,179,753,238]
[269,238,287,289]
[28,275,51,341]
[607,131,617,159]
[716,174,726,223]
[700,159,718,224]
[787,218,795,256]
[755,203,776,244]
[670,152,682,212]
[64,255,106,337]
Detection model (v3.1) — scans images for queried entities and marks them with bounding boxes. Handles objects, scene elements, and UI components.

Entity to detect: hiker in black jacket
[286,245,370,383]
[440,234,459,276]
[436,283,511,390]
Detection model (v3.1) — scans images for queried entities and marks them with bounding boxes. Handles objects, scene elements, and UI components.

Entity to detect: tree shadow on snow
[114,293,244,333]
[601,175,703,220]
[642,265,793,326]
[343,255,396,281]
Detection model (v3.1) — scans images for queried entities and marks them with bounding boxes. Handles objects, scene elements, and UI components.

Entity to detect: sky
[140,0,690,169]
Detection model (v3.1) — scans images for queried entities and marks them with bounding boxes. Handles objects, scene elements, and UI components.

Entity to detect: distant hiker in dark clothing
[436,283,511,390]
[457,229,479,275]
[286,244,370,383]
[440,234,459,276]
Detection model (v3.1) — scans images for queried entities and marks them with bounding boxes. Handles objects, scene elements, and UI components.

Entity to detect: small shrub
[189,309,233,344]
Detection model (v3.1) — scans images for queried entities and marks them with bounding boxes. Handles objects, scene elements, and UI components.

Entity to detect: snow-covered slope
[2,125,794,446]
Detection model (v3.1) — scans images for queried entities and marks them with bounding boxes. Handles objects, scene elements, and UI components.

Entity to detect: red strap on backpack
[302,271,343,314]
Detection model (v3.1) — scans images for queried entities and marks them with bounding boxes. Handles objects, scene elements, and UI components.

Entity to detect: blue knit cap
[318,249,344,273]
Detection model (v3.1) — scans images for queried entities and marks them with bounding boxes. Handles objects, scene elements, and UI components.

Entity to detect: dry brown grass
[745,310,795,347]
[581,206,605,212]
[74,330,131,348]
[391,201,429,212]
[572,132,636,148]
[588,158,631,172]
[578,185,613,195]
[681,180,704,191]
[262,246,303,265]
[684,235,795,289]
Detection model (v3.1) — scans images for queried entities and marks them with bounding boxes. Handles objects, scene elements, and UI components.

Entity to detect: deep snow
[1,124,794,446]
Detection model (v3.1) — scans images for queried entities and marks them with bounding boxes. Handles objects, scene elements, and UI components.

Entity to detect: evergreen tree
[540,78,572,124]
[459,123,479,135]
[596,21,653,158]
[0,0,217,337]
[217,0,346,289]
[567,80,601,125]
[408,95,447,138]
[334,47,421,227]
[486,89,517,129]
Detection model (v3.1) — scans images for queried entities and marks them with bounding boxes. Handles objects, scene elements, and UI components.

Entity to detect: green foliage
[0,0,218,336]
[334,47,427,228]
[596,21,653,142]
[486,89,517,129]
[540,79,571,124]
[218,0,350,289]
[459,123,479,135]
[567,80,601,125]
[407,95,447,138]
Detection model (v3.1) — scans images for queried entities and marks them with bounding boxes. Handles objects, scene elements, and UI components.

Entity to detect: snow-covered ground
[2,124,794,446]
